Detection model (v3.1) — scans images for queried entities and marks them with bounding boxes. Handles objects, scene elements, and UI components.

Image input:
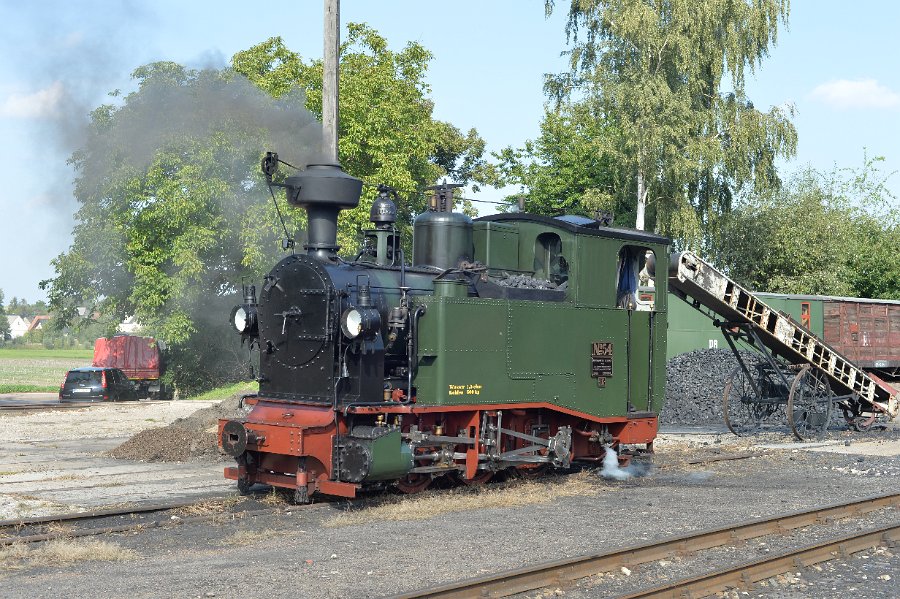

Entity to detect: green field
[0,348,94,393]
[0,347,259,397]
[185,381,259,401]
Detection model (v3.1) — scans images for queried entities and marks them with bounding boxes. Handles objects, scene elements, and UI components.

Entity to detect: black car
[59,367,138,403]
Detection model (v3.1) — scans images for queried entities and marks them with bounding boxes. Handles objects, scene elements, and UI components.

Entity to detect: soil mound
[108,393,248,462]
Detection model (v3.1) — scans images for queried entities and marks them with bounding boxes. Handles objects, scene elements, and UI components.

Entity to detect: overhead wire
[359,180,515,206]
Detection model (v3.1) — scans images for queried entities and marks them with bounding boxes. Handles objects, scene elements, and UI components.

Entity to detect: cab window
[533,233,568,286]
[617,246,656,311]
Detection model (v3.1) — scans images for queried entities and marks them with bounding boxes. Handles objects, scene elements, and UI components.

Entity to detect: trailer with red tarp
[92,335,171,399]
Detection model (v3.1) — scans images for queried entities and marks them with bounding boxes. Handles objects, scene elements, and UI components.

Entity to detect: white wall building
[6,315,31,338]
[117,315,142,334]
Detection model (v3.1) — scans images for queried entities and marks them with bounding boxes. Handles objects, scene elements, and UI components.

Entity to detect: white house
[6,315,31,339]
[117,315,142,334]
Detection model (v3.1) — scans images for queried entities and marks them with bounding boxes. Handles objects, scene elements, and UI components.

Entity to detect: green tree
[714,157,900,299]
[0,290,10,340]
[43,26,485,395]
[232,23,488,253]
[541,0,797,241]
[5,297,48,319]
[493,97,632,222]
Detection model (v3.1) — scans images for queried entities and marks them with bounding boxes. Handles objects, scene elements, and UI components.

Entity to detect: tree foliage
[42,25,485,395]
[516,0,797,240]
[0,290,9,340]
[714,157,900,299]
[232,23,488,251]
[493,98,633,223]
[4,297,49,319]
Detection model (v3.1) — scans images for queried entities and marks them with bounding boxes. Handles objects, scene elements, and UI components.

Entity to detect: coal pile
[661,349,761,425]
[109,393,248,462]
[496,274,559,289]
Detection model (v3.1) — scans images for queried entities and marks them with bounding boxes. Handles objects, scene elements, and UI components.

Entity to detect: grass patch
[0,348,93,389]
[0,539,135,571]
[172,496,242,517]
[185,381,258,401]
[0,384,58,393]
[325,472,599,528]
[0,348,94,360]
[259,488,293,507]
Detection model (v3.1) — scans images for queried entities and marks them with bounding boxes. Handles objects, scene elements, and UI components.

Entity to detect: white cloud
[809,78,900,110]
[0,81,65,119]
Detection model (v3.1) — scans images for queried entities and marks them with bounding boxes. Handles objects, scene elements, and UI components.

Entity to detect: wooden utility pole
[323,0,340,163]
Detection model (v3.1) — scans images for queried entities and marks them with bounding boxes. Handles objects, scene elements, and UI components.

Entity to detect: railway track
[0,403,82,412]
[396,492,899,599]
[0,399,171,412]
[0,496,279,546]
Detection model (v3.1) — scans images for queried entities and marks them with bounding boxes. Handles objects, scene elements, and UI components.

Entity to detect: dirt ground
[0,400,897,598]
[0,400,231,520]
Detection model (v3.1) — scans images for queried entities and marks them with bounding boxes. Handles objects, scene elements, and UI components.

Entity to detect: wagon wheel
[851,413,877,432]
[395,474,432,494]
[236,455,252,495]
[839,401,873,432]
[722,366,768,436]
[787,365,834,440]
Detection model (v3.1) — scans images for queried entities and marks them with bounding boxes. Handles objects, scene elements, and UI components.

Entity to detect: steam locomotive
[218,161,670,503]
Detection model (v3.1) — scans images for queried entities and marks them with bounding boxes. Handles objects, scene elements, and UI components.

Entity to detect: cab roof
[477,213,671,245]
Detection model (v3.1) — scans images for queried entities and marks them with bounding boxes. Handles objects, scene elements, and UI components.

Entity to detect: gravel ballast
[2,435,897,598]
[2,390,898,597]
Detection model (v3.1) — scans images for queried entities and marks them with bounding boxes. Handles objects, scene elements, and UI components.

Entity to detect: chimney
[284,163,363,261]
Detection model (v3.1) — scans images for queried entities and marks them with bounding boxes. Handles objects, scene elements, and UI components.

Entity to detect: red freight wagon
[92,335,171,399]
[823,298,900,377]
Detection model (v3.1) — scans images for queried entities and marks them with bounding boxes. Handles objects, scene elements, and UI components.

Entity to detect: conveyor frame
[669,251,898,433]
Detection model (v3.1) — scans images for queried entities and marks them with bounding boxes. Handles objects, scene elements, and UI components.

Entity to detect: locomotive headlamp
[341,306,381,340]
[230,304,258,336]
[230,283,259,337]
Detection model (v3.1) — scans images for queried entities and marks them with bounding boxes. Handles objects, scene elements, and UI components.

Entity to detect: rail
[0,497,273,546]
[668,251,898,418]
[616,522,898,598]
[394,492,899,598]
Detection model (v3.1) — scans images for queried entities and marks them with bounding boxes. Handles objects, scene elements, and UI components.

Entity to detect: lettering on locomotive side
[591,341,614,381]
[448,384,482,396]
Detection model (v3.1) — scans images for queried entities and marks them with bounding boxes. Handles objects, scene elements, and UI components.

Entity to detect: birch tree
[545,0,797,238]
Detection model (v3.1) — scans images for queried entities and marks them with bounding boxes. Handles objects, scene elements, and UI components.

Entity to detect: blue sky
[0,1,897,302]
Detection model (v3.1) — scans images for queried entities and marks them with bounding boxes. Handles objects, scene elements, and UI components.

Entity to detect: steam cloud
[599,445,652,480]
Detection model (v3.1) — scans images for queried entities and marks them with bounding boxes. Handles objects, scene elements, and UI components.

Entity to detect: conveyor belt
[668,251,898,418]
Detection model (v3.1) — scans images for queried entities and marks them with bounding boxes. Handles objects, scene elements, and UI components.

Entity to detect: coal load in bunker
[219,156,670,503]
